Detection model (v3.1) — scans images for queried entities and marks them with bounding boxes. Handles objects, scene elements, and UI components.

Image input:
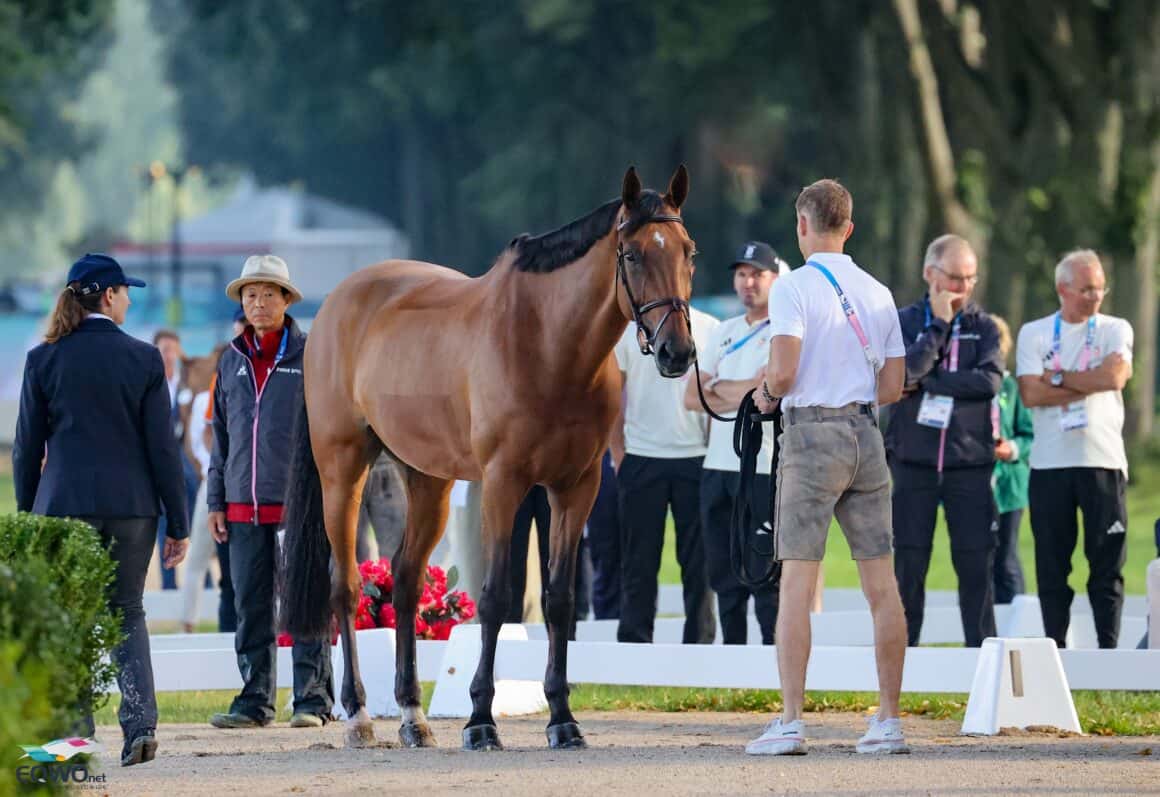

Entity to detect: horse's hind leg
[317,426,377,747]
[462,468,526,751]
[542,466,602,749]
[393,467,452,748]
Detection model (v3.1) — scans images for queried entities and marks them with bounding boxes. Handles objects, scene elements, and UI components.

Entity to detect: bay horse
[281,166,696,751]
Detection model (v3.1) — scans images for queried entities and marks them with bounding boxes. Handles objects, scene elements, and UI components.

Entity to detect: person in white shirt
[1015,249,1133,649]
[748,179,908,756]
[611,302,719,644]
[683,241,788,645]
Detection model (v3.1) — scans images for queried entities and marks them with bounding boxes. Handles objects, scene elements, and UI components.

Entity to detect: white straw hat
[225,254,303,304]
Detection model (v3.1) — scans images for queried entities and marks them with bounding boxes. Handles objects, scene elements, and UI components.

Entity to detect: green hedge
[0,562,80,794]
[0,514,121,792]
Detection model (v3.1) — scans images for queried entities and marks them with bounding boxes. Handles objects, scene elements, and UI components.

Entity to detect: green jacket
[993,373,1034,513]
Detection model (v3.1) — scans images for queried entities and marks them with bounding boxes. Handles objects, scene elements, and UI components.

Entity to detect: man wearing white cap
[207,255,334,729]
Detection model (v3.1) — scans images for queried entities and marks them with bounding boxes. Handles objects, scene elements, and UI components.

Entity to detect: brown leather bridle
[615,213,691,357]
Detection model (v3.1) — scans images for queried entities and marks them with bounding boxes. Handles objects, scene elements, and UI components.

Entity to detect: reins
[618,212,780,588]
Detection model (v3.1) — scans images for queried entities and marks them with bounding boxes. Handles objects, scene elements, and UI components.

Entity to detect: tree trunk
[1127,139,1160,441]
[891,0,983,251]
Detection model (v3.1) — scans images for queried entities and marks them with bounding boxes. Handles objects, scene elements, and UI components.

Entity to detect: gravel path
[93,712,1159,795]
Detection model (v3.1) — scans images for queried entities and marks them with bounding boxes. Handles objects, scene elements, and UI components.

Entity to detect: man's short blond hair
[795,179,853,234]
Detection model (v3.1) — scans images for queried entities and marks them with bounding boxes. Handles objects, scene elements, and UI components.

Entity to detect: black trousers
[1029,467,1127,649]
[700,469,778,645]
[216,538,236,632]
[993,508,1026,604]
[891,462,997,647]
[228,521,334,721]
[77,516,158,741]
[586,452,622,620]
[507,486,591,627]
[616,454,714,643]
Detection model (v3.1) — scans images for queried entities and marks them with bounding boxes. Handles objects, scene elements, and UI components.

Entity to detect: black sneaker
[121,731,158,766]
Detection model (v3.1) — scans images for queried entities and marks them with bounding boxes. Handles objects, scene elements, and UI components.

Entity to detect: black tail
[278,403,332,639]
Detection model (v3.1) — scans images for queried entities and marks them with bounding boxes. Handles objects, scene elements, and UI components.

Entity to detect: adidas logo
[237,366,247,377]
[1106,520,1126,535]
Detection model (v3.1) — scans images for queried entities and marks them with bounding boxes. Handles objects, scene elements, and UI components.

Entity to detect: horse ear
[622,166,642,208]
[665,164,689,210]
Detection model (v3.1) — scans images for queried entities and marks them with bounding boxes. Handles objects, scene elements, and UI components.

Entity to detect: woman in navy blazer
[13,253,189,767]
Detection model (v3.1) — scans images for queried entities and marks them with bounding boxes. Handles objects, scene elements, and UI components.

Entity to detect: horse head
[616,164,697,378]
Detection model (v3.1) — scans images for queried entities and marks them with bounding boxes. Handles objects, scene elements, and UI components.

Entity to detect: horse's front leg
[462,469,526,751]
[543,466,601,749]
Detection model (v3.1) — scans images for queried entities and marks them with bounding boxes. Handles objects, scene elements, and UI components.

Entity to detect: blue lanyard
[721,319,770,358]
[1051,312,1095,371]
[250,328,289,364]
[923,298,962,358]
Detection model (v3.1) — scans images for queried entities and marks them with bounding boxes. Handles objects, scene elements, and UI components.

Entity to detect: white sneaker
[856,714,910,754]
[745,717,807,755]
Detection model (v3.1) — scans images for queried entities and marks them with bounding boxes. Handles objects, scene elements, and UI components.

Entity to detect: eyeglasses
[932,265,979,286]
[1071,286,1108,298]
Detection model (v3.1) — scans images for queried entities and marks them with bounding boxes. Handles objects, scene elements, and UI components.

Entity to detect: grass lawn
[93,684,1160,736]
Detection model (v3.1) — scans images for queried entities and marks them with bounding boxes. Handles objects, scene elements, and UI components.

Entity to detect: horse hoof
[344,723,377,748]
[399,721,437,748]
[546,722,587,749]
[462,724,503,751]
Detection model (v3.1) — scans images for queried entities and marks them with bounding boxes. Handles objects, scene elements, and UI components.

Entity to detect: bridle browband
[616,213,690,357]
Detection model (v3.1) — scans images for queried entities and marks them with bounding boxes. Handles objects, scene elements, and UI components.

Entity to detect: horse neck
[508,232,627,390]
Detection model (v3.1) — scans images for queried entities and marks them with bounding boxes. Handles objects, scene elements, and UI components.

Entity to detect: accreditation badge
[1059,401,1088,432]
[917,393,954,430]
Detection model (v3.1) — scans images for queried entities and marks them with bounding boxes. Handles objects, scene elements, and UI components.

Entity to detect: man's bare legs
[776,559,821,722]
[855,555,907,719]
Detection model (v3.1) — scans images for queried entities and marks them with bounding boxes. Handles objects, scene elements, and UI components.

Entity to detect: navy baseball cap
[730,241,789,275]
[66,253,146,296]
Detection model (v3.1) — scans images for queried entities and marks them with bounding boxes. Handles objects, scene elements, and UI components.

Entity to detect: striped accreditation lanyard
[924,301,962,473]
[1051,312,1097,372]
[806,260,880,418]
[720,318,770,359]
[1052,313,1096,432]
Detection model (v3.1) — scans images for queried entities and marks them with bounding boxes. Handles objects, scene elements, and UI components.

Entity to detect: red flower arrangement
[278,560,475,647]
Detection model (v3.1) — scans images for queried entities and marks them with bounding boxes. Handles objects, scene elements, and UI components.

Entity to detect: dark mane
[510,191,669,273]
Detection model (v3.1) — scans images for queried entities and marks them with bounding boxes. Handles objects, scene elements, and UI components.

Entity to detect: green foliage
[0,514,122,729]
[0,0,115,273]
[0,563,80,795]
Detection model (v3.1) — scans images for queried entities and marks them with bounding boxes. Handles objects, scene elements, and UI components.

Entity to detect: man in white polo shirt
[1015,249,1133,649]
[611,302,720,644]
[684,241,788,645]
[748,179,908,756]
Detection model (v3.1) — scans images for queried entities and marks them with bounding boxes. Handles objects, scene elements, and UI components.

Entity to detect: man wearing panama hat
[207,255,334,729]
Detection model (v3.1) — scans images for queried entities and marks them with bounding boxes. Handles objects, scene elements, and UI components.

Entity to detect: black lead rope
[729,389,782,589]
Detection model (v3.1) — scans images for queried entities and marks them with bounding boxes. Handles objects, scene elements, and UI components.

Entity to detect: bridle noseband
[616,213,691,356]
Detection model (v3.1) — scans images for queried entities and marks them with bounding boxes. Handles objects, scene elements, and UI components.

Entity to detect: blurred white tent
[111,177,410,303]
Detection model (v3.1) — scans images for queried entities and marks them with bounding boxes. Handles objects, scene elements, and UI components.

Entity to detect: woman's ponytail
[44,285,103,343]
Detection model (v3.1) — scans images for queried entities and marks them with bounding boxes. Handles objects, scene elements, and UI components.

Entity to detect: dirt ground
[88,711,1159,796]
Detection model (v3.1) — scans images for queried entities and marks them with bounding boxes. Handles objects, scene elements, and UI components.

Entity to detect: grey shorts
[773,404,893,561]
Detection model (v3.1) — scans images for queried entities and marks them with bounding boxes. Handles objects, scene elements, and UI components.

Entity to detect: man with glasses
[886,234,1004,647]
[1016,249,1132,648]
